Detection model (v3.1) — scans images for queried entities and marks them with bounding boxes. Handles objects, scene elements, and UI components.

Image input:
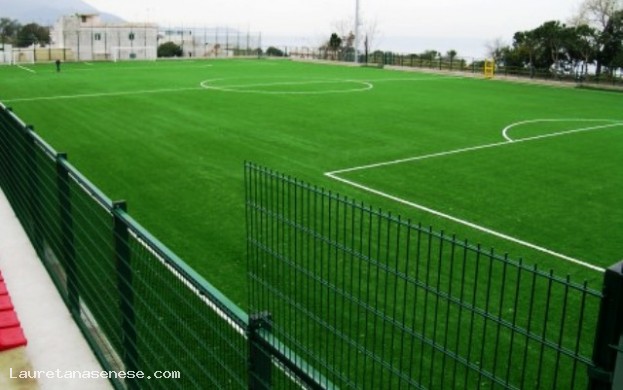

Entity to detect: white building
[51,14,158,61]
[0,44,12,64]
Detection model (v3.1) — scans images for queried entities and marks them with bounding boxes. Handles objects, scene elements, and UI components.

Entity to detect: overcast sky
[83,0,584,58]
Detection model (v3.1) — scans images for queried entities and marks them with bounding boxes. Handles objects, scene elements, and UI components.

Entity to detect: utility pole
[354,0,360,63]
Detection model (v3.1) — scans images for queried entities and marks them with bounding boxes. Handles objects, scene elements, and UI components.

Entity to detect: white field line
[326,120,623,273]
[200,78,374,94]
[5,79,373,103]
[207,79,368,89]
[108,64,214,71]
[3,86,202,103]
[502,118,623,142]
[16,64,36,73]
[325,172,606,273]
[31,63,213,73]
[327,121,623,176]
[367,75,464,83]
[328,141,511,176]
[198,74,455,95]
[325,172,605,272]
[5,73,447,103]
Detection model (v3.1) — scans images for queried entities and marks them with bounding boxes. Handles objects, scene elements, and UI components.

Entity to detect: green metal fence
[2,101,623,389]
[0,103,248,388]
[244,162,619,389]
[278,49,623,89]
[0,104,332,389]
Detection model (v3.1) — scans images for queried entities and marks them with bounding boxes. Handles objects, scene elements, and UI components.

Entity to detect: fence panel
[120,211,250,389]
[0,103,331,390]
[0,108,36,240]
[0,103,252,389]
[245,162,603,389]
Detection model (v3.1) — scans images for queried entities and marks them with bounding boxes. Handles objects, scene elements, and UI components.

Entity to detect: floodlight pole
[354,0,360,63]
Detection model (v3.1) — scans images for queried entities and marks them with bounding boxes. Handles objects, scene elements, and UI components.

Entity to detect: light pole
[354,0,360,63]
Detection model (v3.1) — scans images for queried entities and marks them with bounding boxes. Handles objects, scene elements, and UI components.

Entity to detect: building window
[94,33,102,41]
[129,32,135,41]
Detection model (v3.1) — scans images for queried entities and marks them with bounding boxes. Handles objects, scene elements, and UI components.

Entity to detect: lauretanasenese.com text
[10,368,181,380]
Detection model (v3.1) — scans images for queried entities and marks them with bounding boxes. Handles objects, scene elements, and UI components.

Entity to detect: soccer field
[1,59,621,306]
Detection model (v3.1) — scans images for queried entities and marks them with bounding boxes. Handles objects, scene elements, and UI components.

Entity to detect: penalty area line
[324,172,606,273]
[328,120,623,176]
[326,140,509,176]
[325,119,622,273]
[502,119,623,142]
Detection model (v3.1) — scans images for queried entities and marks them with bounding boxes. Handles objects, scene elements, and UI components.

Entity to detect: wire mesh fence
[276,48,623,88]
[245,162,607,389]
[1,101,622,389]
[0,104,250,389]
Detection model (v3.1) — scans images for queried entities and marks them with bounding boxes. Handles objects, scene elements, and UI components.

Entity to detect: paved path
[0,189,112,390]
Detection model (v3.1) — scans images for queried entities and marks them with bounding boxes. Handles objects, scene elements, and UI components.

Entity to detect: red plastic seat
[0,310,20,329]
[0,295,13,311]
[0,326,27,351]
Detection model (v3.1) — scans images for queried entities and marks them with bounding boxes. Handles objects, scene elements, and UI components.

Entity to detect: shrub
[157,41,183,58]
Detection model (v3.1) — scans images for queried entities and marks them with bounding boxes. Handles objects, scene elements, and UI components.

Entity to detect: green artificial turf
[1,59,621,308]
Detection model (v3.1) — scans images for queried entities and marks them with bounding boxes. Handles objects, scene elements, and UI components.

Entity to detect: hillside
[0,0,123,24]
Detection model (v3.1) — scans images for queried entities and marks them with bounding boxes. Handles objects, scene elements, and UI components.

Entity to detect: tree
[326,32,342,59]
[342,31,356,61]
[331,15,380,62]
[575,0,622,29]
[446,50,458,69]
[532,21,574,72]
[512,31,539,73]
[0,18,20,45]
[361,19,380,63]
[569,24,599,75]
[421,50,438,62]
[598,9,623,73]
[499,45,528,70]
[502,22,585,76]
[506,21,578,74]
[572,0,623,74]
[16,23,49,48]
[486,37,509,65]
[499,1,622,77]
[370,49,384,63]
[266,46,285,57]
[157,41,183,57]
[328,33,342,51]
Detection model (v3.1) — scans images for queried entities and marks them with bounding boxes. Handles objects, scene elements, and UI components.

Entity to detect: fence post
[113,201,138,389]
[248,312,272,390]
[589,260,623,389]
[56,153,78,315]
[613,337,623,390]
